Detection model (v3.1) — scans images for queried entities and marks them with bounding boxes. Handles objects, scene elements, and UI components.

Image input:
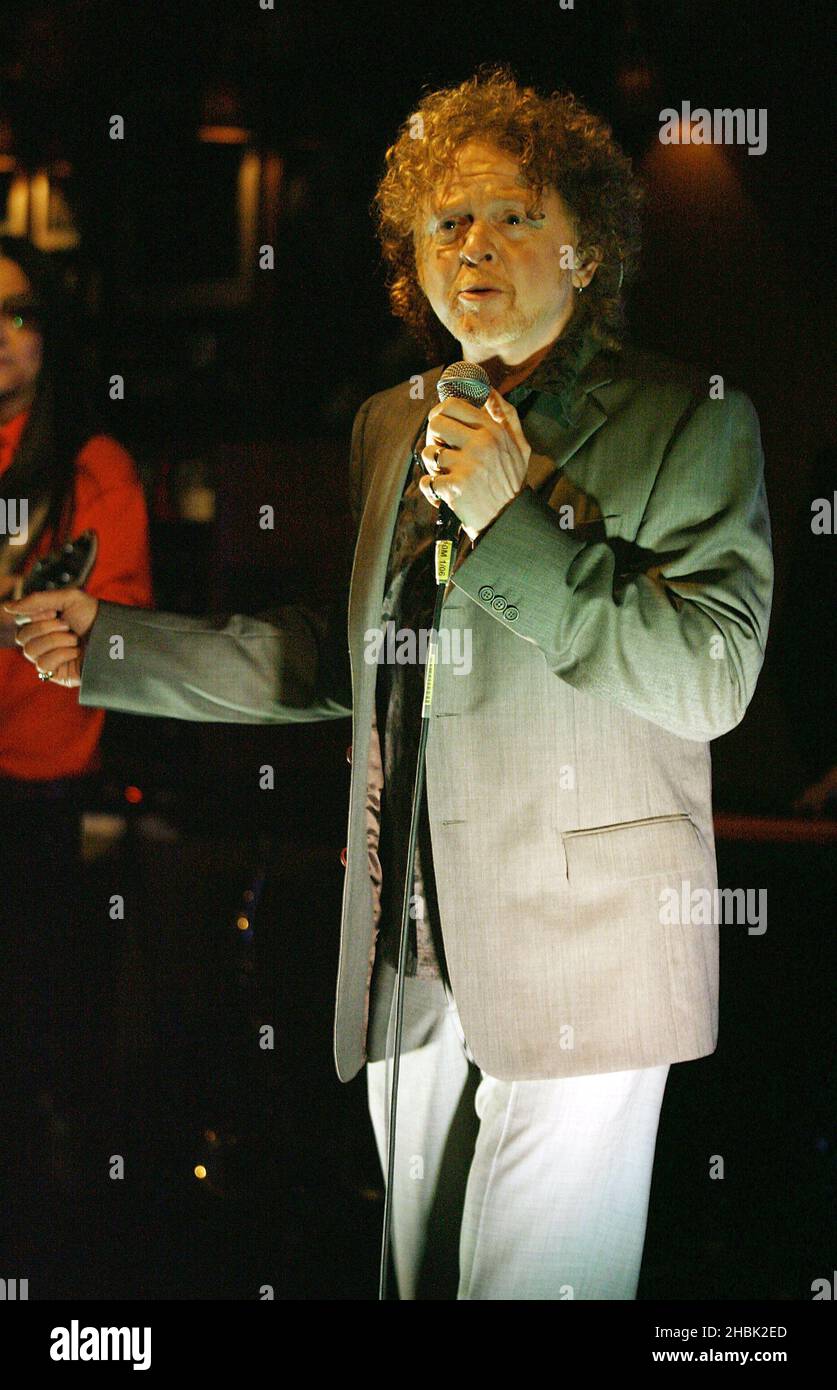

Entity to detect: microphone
[432,361,491,582]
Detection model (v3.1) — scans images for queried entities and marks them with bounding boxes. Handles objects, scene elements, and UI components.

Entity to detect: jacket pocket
[561,813,706,885]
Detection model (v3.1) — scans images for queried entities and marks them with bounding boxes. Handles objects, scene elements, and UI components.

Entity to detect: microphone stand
[377,499,461,1300]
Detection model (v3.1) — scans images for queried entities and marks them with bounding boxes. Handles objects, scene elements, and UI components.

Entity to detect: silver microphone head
[437,361,491,408]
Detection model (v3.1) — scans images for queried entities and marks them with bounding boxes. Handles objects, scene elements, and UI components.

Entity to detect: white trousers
[367,980,669,1300]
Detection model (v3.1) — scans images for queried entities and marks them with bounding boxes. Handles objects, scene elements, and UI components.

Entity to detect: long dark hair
[0,236,105,569]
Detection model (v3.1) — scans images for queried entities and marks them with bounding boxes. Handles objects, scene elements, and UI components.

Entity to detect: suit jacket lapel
[523,393,608,492]
[522,352,614,491]
[348,378,441,661]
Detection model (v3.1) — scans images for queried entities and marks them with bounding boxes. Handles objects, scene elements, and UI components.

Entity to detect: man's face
[414,139,591,365]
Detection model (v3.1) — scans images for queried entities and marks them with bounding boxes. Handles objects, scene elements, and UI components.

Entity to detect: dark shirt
[374,312,606,979]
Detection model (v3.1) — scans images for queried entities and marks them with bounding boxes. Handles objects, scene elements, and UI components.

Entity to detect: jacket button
[491,594,507,612]
[503,606,519,622]
[346,744,352,764]
[478,585,494,602]
[340,846,348,867]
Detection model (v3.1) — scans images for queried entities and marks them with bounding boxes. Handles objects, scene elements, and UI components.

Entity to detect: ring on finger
[38,669,55,682]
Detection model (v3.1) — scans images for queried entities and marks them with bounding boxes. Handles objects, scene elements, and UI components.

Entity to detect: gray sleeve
[453,390,773,742]
[79,398,373,725]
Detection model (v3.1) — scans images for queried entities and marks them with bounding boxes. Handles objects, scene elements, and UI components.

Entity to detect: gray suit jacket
[79,342,773,1081]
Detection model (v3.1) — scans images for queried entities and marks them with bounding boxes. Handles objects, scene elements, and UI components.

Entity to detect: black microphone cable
[377,489,461,1300]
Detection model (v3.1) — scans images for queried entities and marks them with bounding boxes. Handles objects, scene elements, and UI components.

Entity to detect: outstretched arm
[6,399,373,725]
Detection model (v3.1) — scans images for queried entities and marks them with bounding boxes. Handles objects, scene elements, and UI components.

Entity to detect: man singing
[9,64,773,1300]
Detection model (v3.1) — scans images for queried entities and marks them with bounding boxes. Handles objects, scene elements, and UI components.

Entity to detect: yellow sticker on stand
[434,539,453,584]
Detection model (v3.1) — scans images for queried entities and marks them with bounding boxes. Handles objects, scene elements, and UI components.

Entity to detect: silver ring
[38,669,54,682]
[428,444,445,501]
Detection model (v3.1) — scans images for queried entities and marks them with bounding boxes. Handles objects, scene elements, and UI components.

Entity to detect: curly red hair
[372,63,644,361]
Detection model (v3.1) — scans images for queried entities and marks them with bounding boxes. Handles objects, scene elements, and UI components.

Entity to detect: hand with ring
[418,387,532,540]
[427,446,445,503]
[3,586,100,688]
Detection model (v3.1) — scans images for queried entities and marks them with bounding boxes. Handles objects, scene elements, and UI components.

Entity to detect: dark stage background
[0,0,833,1302]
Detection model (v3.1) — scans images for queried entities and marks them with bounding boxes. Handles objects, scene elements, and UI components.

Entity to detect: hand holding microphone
[419,361,532,542]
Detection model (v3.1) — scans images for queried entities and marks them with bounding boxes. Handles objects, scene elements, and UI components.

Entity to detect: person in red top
[0,248,152,773]
[0,236,152,1203]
